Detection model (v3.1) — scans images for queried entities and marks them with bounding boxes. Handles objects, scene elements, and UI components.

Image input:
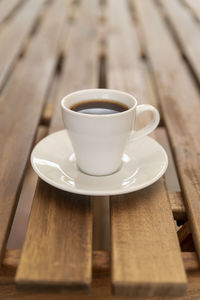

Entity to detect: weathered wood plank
[160,0,200,83]
[7,126,47,249]
[49,1,99,133]
[107,0,146,106]
[0,0,22,24]
[184,0,200,21]
[107,0,186,296]
[178,221,195,252]
[41,73,60,125]
[182,251,200,272]
[140,61,159,111]
[1,250,200,300]
[169,192,186,221]
[0,0,45,91]
[16,183,92,289]
[131,62,185,219]
[134,0,200,262]
[111,183,187,297]
[2,250,200,279]
[156,128,181,193]
[16,0,99,289]
[155,127,186,220]
[0,0,68,265]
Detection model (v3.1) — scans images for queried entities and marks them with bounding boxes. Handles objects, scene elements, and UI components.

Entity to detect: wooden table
[0,0,200,298]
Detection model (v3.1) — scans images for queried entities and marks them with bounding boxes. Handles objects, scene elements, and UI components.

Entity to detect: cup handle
[130,104,160,140]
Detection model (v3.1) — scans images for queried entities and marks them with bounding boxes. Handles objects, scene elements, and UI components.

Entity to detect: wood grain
[2,250,200,299]
[168,192,186,221]
[0,0,45,91]
[111,183,187,297]
[16,0,99,289]
[134,0,200,263]
[0,0,68,265]
[155,128,186,220]
[182,251,200,272]
[140,60,159,111]
[49,0,99,134]
[107,0,153,107]
[7,126,47,249]
[178,221,195,252]
[160,0,200,83]
[1,250,200,300]
[107,0,186,296]
[184,0,200,21]
[16,184,91,289]
[0,0,22,24]
[1,249,200,279]
[41,74,60,125]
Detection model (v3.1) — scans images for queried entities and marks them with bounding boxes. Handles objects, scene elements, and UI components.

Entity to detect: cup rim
[61,88,137,118]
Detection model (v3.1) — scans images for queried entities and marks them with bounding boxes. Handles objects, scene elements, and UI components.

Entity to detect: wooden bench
[0,0,200,298]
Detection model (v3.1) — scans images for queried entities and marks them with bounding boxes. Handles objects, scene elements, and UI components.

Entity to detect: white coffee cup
[61,89,160,176]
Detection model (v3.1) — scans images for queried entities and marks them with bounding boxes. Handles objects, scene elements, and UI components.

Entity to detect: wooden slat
[134,0,200,262]
[107,0,146,105]
[184,0,200,21]
[133,67,185,220]
[16,0,99,289]
[155,127,186,220]
[140,61,159,111]
[41,19,69,126]
[0,0,45,91]
[0,0,22,24]
[107,0,186,296]
[49,0,99,134]
[2,250,200,280]
[178,221,195,252]
[7,126,47,249]
[168,192,186,221]
[41,73,60,125]
[156,128,181,193]
[16,184,92,290]
[111,184,187,297]
[2,250,200,300]
[182,251,200,272]
[0,0,68,265]
[160,0,200,83]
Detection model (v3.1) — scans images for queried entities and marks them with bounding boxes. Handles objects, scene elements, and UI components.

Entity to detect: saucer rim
[31,130,168,196]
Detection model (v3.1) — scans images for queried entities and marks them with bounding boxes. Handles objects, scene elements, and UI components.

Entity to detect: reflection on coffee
[70,99,129,115]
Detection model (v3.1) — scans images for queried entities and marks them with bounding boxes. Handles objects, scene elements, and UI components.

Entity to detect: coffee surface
[70,99,129,115]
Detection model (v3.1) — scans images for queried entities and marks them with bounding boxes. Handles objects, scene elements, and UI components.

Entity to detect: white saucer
[31,130,168,196]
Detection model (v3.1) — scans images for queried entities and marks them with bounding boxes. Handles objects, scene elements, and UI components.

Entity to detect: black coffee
[70,99,129,115]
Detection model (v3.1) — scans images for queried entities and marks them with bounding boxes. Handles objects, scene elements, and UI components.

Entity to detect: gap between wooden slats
[107,0,186,296]
[133,0,200,264]
[0,0,68,266]
[15,0,100,290]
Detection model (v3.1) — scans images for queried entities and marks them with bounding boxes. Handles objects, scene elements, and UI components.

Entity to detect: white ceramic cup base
[78,162,122,176]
